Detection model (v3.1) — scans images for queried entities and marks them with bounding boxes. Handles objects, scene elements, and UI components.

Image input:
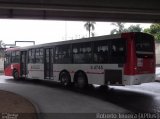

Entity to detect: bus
[4,32,155,88]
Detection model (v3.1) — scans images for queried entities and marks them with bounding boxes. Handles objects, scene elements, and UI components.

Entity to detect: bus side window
[39,48,44,63]
[28,49,35,63]
[110,39,126,63]
[28,50,32,63]
[11,51,20,63]
[11,51,16,63]
[35,48,43,63]
[93,40,109,63]
[55,45,71,64]
[4,52,11,66]
[72,42,92,64]
[35,49,40,63]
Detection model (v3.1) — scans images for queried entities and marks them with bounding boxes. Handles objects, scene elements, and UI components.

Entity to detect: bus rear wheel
[60,72,71,86]
[74,72,88,89]
[13,70,19,80]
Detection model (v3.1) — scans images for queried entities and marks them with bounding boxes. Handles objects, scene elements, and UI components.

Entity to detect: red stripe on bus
[28,70,44,71]
[86,72,104,74]
[53,71,104,74]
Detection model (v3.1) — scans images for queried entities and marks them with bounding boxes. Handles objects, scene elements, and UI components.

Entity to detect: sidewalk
[0,90,37,119]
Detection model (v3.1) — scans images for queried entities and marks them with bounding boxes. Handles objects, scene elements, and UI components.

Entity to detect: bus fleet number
[90,65,103,70]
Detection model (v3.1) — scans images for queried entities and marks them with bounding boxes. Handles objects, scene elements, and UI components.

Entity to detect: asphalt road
[0,75,160,119]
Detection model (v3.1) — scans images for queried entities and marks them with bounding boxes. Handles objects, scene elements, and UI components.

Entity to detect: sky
[0,19,152,47]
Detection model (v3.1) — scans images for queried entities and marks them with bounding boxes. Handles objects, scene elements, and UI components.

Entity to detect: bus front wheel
[13,70,19,80]
[60,72,71,86]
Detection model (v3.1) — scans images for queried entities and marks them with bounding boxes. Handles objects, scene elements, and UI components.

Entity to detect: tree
[84,21,96,37]
[127,25,142,32]
[0,40,6,48]
[111,22,143,34]
[144,23,160,41]
[110,22,127,34]
[0,40,3,48]
[0,40,5,58]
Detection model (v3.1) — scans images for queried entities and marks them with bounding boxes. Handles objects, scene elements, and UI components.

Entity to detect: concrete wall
[0,48,5,73]
[156,41,160,66]
[0,58,4,73]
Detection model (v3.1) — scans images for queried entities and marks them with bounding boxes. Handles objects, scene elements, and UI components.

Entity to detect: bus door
[44,48,53,79]
[20,51,27,78]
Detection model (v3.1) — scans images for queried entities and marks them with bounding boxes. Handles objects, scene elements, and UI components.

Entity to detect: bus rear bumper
[123,74,155,85]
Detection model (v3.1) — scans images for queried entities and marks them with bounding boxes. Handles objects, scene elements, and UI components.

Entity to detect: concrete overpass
[0,0,160,22]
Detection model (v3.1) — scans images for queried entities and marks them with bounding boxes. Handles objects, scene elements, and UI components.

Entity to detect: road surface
[0,75,160,119]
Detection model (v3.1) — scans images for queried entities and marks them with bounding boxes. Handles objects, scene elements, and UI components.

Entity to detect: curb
[26,97,42,119]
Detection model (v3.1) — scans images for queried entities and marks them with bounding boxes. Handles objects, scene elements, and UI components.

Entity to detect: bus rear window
[135,33,154,58]
[135,33,154,52]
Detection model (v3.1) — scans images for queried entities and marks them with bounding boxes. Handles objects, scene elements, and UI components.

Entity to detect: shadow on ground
[6,78,158,113]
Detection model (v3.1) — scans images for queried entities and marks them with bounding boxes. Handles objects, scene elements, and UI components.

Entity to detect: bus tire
[13,70,19,80]
[74,72,88,89]
[60,71,71,86]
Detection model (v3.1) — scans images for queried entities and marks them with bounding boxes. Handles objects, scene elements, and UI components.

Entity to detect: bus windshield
[135,33,154,58]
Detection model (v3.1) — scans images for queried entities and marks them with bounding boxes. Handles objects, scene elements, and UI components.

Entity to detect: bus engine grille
[105,70,122,85]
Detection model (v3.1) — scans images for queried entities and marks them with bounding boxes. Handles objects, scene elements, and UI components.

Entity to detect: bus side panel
[122,33,136,75]
[27,63,44,79]
[53,64,123,85]
[122,33,155,85]
[53,64,105,85]
[4,63,20,77]
[123,74,155,85]
[4,65,12,76]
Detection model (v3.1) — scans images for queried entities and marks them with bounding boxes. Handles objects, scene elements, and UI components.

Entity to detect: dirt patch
[0,90,37,119]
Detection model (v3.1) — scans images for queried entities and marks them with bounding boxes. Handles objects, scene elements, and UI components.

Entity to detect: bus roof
[6,32,153,51]
[20,33,121,50]
[5,47,21,51]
